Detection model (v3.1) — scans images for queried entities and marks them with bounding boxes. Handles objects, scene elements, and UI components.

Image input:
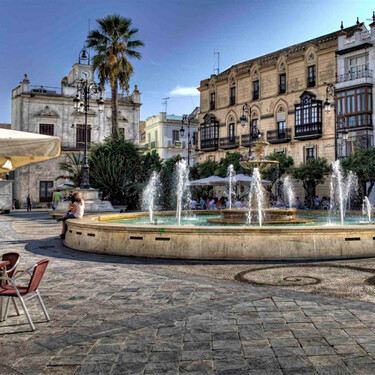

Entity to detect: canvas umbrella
[0,129,60,173]
[189,176,226,186]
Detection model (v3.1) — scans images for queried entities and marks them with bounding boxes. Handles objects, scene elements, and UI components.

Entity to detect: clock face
[81,70,91,79]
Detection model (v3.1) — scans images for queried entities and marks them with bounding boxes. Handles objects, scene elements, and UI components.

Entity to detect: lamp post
[324,82,346,160]
[73,80,104,189]
[240,103,259,158]
[180,108,199,166]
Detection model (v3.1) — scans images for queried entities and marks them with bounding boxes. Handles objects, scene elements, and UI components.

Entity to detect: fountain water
[282,175,295,208]
[248,167,264,226]
[227,164,236,209]
[330,160,358,225]
[142,171,160,224]
[362,196,372,223]
[176,159,190,226]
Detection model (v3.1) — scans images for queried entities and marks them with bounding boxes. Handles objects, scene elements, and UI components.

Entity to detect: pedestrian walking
[26,194,32,212]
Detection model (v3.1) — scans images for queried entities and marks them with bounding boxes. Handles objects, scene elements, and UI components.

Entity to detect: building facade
[141,112,199,164]
[198,23,359,199]
[335,17,375,158]
[11,61,141,206]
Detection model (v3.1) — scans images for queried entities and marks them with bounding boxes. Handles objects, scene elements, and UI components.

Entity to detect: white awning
[0,129,61,173]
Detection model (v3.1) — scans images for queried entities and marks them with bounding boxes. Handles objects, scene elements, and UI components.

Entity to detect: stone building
[335,17,375,158]
[11,59,141,206]
[141,112,199,164]
[197,22,360,200]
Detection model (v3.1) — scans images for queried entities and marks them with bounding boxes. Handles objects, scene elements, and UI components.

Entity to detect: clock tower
[66,47,94,85]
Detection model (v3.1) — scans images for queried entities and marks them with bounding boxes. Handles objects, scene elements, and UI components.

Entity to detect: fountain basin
[64,211,375,261]
[208,208,312,225]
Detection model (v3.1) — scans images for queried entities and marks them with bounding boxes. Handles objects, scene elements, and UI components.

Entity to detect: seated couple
[59,192,85,240]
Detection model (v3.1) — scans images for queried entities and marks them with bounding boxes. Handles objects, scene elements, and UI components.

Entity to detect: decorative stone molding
[33,106,59,118]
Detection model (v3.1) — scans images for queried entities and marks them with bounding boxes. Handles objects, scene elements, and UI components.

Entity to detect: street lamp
[73,79,104,189]
[324,82,345,160]
[180,108,199,166]
[240,103,259,158]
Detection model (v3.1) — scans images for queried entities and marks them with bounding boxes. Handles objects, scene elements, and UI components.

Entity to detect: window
[253,80,259,100]
[200,115,219,150]
[279,74,286,94]
[348,55,366,78]
[295,91,322,128]
[192,132,198,145]
[251,119,259,140]
[76,124,91,150]
[210,93,215,110]
[172,130,180,142]
[228,123,235,140]
[305,147,315,160]
[39,181,53,202]
[230,87,236,105]
[39,124,54,136]
[307,65,316,87]
[278,121,286,134]
[336,87,372,128]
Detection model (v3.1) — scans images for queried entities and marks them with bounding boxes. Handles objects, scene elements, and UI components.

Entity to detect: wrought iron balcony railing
[337,65,372,83]
[267,128,292,144]
[219,136,239,149]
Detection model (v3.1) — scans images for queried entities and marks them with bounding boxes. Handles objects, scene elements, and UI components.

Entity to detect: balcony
[219,136,239,149]
[241,132,264,147]
[61,142,91,152]
[336,65,373,84]
[150,141,158,149]
[200,138,219,151]
[267,128,292,144]
[295,123,322,140]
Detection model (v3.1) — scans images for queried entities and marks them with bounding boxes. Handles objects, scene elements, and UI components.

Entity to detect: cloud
[169,85,199,97]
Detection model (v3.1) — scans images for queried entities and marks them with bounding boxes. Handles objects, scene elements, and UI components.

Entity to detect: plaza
[2,212,375,374]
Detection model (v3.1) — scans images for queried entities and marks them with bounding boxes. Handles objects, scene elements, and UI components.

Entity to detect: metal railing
[267,128,292,143]
[337,65,372,83]
[29,85,61,95]
[219,136,239,149]
[241,132,264,147]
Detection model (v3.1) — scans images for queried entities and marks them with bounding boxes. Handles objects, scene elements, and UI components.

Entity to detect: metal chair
[0,252,21,321]
[0,259,50,330]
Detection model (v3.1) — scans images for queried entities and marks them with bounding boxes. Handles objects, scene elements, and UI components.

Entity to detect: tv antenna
[161,97,170,113]
[214,50,220,75]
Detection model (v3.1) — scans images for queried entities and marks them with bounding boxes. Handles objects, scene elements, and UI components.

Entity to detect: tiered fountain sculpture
[209,139,311,225]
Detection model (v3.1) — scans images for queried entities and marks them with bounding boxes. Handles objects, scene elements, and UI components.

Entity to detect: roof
[201,23,360,85]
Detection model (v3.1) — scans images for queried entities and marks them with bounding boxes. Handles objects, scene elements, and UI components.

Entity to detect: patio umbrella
[47,181,75,193]
[189,176,226,186]
[0,129,60,173]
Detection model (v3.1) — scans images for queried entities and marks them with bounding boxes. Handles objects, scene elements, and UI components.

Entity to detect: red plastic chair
[0,252,21,320]
[0,259,50,330]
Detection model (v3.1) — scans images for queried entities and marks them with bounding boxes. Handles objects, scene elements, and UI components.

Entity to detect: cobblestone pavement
[2,213,375,374]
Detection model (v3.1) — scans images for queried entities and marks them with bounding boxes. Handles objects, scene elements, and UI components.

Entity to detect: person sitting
[190,199,198,210]
[59,192,85,240]
[199,197,206,210]
[233,200,243,209]
[313,196,321,209]
[208,198,216,210]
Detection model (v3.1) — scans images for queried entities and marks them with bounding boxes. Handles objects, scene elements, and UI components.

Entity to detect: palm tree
[57,153,83,187]
[87,14,144,137]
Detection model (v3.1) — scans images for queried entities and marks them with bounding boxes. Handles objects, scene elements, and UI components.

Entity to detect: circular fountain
[208,140,311,225]
[64,152,375,261]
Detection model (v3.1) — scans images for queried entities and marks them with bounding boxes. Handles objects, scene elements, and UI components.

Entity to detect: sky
[0,0,374,123]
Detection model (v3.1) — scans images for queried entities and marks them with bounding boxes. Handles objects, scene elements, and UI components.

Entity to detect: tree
[216,152,246,177]
[291,158,331,208]
[57,153,83,187]
[189,159,219,180]
[262,152,294,188]
[341,148,375,197]
[87,14,144,136]
[142,150,163,177]
[89,136,144,208]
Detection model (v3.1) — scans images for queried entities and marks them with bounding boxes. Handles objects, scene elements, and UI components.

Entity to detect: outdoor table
[0,260,10,321]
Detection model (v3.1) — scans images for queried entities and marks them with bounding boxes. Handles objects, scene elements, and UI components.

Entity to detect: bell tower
[67,47,94,85]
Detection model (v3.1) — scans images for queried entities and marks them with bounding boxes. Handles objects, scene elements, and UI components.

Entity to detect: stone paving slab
[2,213,375,374]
